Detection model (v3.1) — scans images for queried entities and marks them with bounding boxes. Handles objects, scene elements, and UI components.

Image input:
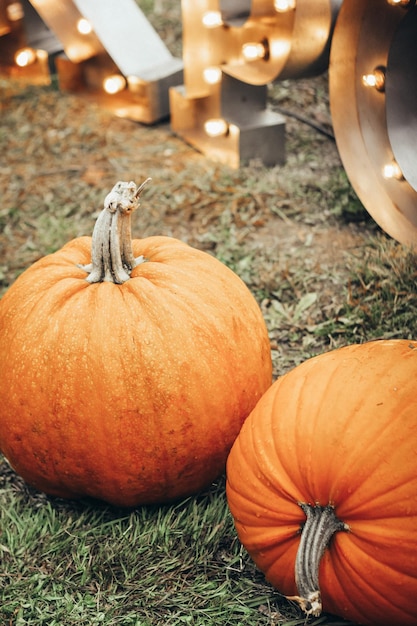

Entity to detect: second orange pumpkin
[227,339,417,626]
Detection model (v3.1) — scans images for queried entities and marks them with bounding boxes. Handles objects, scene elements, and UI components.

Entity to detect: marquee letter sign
[40,0,183,123]
[2,0,416,249]
[0,0,56,84]
[170,0,341,167]
[329,0,417,248]
[0,0,183,123]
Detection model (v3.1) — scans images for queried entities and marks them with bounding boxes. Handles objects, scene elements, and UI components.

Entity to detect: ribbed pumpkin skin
[0,235,272,506]
[226,340,417,626]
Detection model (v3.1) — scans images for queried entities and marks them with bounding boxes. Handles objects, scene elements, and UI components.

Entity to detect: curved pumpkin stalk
[287,503,349,616]
[79,178,151,284]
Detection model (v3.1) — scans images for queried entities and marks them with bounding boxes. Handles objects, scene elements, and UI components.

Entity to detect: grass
[1,467,356,626]
[1,3,417,623]
[263,234,417,363]
[344,239,417,338]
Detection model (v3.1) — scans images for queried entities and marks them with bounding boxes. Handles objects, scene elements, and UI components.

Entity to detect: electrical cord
[274,105,335,141]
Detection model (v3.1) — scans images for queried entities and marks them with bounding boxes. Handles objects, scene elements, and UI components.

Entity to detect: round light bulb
[362,66,386,92]
[14,47,37,67]
[202,11,223,28]
[204,118,229,138]
[382,161,404,180]
[103,74,127,95]
[7,2,24,21]
[274,0,296,11]
[386,0,412,6]
[242,42,267,62]
[362,73,377,87]
[76,18,92,35]
[203,67,222,85]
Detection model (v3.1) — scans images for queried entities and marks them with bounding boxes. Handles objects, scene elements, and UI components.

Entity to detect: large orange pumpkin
[226,339,417,626]
[0,180,272,506]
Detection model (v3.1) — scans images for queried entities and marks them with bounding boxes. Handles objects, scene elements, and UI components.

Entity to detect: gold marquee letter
[170,0,341,167]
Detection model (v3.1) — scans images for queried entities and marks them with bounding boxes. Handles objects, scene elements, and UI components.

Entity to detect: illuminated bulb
[386,0,412,6]
[204,118,228,138]
[203,66,222,85]
[362,73,377,87]
[6,2,24,21]
[274,0,296,11]
[76,18,92,35]
[202,11,223,28]
[242,42,267,62]
[14,47,37,67]
[362,66,386,92]
[382,161,404,180]
[103,74,127,94]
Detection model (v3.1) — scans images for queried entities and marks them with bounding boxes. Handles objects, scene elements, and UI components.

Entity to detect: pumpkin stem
[286,503,349,617]
[79,178,152,284]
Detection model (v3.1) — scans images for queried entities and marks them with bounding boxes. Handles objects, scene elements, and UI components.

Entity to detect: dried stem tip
[79,178,152,284]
